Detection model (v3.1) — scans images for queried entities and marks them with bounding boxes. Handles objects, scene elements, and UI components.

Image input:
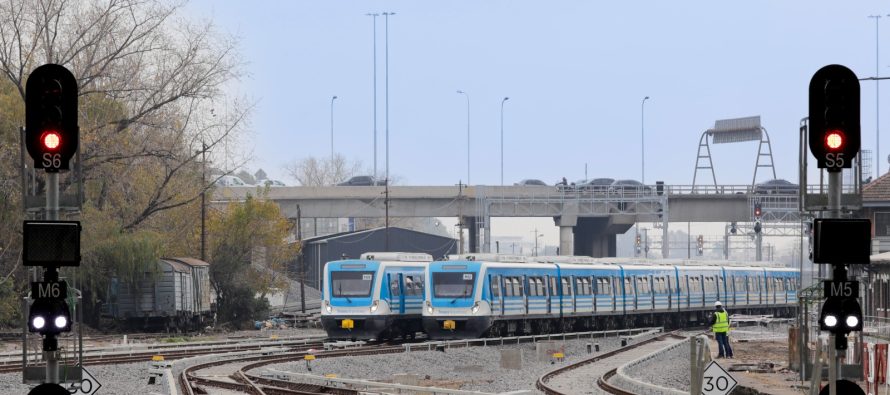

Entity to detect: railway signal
[25,64,78,171]
[808,64,860,170]
[697,235,704,256]
[753,203,762,219]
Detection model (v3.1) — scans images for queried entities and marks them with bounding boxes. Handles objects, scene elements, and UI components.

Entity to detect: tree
[236,170,257,185]
[208,194,297,328]
[285,154,363,186]
[0,0,249,327]
[254,169,267,182]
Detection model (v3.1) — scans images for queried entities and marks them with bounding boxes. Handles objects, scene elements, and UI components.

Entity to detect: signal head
[25,64,78,171]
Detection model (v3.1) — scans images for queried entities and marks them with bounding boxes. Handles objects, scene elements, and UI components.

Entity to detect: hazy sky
[185,1,888,254]
[186,0,889,187]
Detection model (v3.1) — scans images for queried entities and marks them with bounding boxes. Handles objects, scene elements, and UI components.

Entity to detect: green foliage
[208,194,296,327]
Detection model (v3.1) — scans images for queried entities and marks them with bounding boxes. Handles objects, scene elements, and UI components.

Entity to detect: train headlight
[370,300,379,313]
[324,300,332,313]
[471,302,480,314]
[426,301,433,314]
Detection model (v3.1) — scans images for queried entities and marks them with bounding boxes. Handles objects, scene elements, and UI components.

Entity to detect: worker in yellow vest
[710,301,733,358]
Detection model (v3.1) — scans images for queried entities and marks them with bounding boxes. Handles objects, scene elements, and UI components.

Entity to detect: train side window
[585,277,593,295]
[561,277,572,296]
[516,277,524,296]
[625,278,634,295]
[550,277,558,296]
[404,276,416,296]
[390,277,400,297]
[537,277,546,296]
[526,278,536,297]
[491,276,500,297]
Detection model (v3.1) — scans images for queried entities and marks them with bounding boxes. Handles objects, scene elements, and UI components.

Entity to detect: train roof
[447,254,529,263]
[358,252,433,262]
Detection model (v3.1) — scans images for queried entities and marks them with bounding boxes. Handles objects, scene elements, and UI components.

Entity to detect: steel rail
[536,331,686,395]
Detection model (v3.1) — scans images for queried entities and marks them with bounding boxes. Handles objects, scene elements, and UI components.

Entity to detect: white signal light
[845,315,859,328]
[32,316,46,330]
[54,316,68,329]
[824,314,838,328]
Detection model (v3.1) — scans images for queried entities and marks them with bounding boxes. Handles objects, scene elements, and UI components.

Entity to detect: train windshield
[331,271,375,297]
[433,272,476,298]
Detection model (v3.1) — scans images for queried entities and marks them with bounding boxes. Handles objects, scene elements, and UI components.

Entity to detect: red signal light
[825,130,845,151]
[41,131,61,151]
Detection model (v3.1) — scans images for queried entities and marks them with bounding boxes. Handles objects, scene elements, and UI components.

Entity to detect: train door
[523,275,530,314]
[490,275,503,316]
[592,276,598,313]
[545,275,552,314]
[716,275,724,304]
[612,276,620,312]
[387,273,404,314]
[570,276,577,314]
[649,275,656,310]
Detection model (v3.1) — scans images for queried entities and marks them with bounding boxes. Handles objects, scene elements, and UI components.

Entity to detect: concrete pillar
[464,216,478,253]
[554,215,577,256]
[482,213,491,253]
[559,226,574,256]
[573,217,632,258]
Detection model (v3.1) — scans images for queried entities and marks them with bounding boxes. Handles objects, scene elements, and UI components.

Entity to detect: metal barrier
[403,327,663,352]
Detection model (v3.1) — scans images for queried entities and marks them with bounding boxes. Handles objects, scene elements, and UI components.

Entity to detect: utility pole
[457,181,464,254]
[297,205,305,314]
[200,141,207,261]
[384,180,390,252]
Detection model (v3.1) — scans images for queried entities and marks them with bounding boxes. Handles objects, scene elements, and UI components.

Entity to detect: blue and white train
[422,254,798,339]
[321,252,432,340]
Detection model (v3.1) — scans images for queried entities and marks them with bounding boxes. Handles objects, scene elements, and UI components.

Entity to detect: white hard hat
[715,301,723,307]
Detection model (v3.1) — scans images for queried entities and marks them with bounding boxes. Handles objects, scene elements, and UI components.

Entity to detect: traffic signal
[28,280,71,349]
[808,64,860,170]
[25,64,78,171]
[753,203,762,219]
[697,235,704,256]
[819,296,862,347]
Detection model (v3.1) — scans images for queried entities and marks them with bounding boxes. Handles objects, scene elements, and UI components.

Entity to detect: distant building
[294,227,457,290]
[863,172,890,254]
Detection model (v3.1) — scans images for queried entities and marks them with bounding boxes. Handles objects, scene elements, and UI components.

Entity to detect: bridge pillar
[554,215,577,256]
[463,216,478,253]
[572,217,634,258]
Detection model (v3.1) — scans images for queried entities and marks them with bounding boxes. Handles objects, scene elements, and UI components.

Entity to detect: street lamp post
[873,15,883,178]
[457,90,470,184]
[641,96,650,184]
[532,229,544,256]
[383,12,395,184]
[330,95,338,163]
[500,97,509,186]
[366,13,379,178]
[638,96,649,258]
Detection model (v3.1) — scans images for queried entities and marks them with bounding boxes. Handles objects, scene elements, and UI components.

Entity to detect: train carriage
[321,252,432,340]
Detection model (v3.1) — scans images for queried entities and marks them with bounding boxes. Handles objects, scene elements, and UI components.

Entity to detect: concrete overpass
[214,184,799,258]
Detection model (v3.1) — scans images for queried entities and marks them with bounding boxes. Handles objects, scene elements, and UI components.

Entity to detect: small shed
[296,227,456,290]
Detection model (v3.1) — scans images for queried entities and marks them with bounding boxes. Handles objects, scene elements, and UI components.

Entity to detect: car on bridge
[754,179,798,195]
[337,175,386,186]
[608,179,652,195]
[514,179,548,186]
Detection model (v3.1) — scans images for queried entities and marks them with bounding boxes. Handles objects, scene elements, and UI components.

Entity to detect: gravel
[263,334,654,394]
[0,362,168,395]
[622,338,691,392]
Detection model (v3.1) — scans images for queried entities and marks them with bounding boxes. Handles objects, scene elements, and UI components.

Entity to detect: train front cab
[321,253,431,340]
[422,261,491,339]
[321,260,383,339]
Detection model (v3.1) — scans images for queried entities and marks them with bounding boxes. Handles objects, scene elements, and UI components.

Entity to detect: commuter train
[422,254,798,339]
[321,252,432,340]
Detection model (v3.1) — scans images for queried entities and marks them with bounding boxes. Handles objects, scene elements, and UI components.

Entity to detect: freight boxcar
[105,257,214,332]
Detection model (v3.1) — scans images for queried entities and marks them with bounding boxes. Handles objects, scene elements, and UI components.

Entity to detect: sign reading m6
[25,64,78,172]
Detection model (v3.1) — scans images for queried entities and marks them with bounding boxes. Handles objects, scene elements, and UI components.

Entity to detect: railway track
[0,339,326,374]
[536,331,688,395]
[180,342,407,395]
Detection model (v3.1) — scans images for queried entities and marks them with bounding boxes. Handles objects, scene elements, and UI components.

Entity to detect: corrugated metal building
[296,227,456,290]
